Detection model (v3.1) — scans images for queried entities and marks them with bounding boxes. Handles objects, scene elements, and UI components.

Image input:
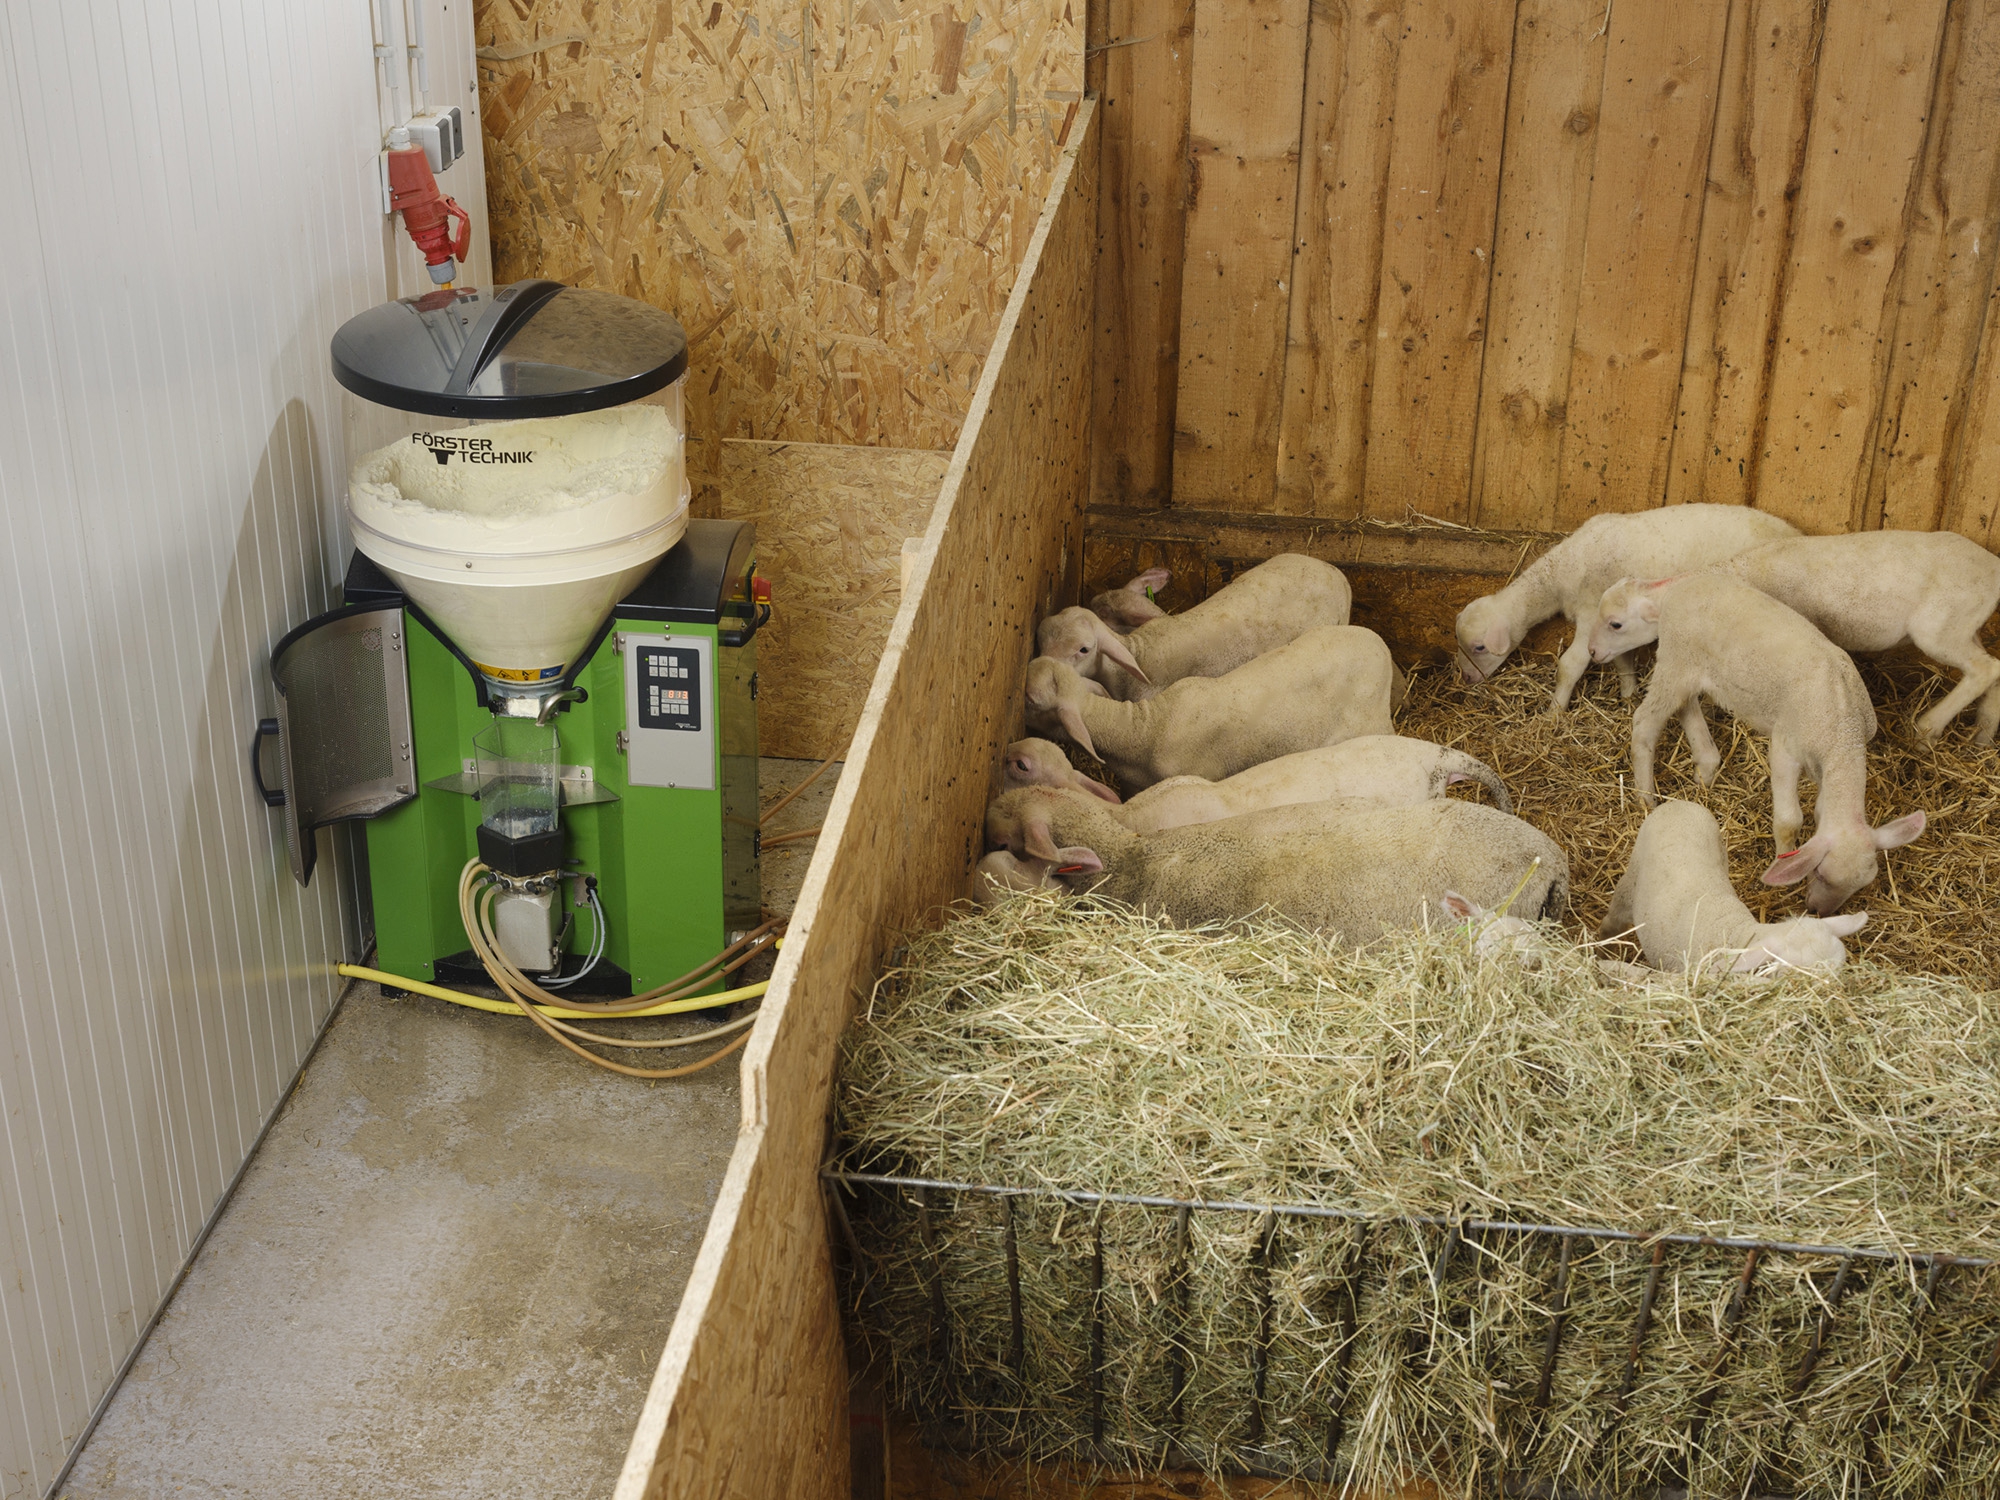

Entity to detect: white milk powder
[348,405,685,550]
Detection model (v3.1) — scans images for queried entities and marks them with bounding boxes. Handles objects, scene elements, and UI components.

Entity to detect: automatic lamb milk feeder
[257,280,767,993]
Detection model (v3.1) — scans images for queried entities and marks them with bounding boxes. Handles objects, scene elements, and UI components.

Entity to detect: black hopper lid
[330,279,689,421]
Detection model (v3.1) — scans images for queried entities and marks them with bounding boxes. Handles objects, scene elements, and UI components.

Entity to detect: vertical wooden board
[1942,275,2000,550]
[805,0,1085,452]
[1865,0,2000,533]
[1556,0,1732,525]
[476,0,818,447]
[1360,0,1514,524]
[614,104,1097,1500]
[1270,0,1405,518]
[1465,0,1609,530]
[1662,0,1825,509]
[1753,0,1950,533]
[716,440,953,760]
[1168,0,1311,507]
[1092,0,1196,508]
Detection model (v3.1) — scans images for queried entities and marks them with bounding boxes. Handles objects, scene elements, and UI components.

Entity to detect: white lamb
[998,734,1510,827]
[1588,572,1925,913]
[1718,529,2000,744]
[1600,800,1867,973]
[1455,504,1797,714]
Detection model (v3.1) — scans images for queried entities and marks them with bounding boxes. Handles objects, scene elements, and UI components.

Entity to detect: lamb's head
[999,737,1120,803]
[970,850,1060,906]
[1023,656,1105,758]
[1731,912,1868,973]
[1034,606,1150,687]
[1454,595,1519,684]
[1587,577,1669,663]
[984,787,1126,886]
[1441,890,1548,968]
[1761,812,1926,914]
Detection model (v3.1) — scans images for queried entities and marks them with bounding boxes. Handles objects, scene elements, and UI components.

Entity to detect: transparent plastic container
[474,717,562,842]
[332,282,691,697]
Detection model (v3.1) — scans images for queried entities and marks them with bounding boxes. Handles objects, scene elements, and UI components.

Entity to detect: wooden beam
[1093,0,1197,507]
[1663,0,1826,509]
[1270,0,1405,518]
[1467,0,1610,530]
[1752,0,1951,532]
[1169,0,1312,507]
[1864,0,2000,533]
[1360,0,1516,524]
[1556,0,1732,524]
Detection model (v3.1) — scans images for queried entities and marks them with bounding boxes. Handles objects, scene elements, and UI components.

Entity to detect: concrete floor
[61,757,840,1500]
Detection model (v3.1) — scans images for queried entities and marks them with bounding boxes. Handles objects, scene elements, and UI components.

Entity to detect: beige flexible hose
[457,860,769,1079]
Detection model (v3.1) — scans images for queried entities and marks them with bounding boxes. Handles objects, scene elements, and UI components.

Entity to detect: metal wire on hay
[831,890,2000,1496]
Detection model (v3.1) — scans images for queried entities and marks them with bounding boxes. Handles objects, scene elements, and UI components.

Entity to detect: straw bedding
[835,655,2000,1494]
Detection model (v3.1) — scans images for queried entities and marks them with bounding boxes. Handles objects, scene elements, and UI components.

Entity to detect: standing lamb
[1587,572,1925,913]
[999,734,1510,827]
[1039,553,1352,701]
[1022,625,1397,792]
[1089,568,1171,632]
[1456,504,1797,714]
[1718,530,2000,744]
[1599,800,1868,972]
[985,788,1568,942]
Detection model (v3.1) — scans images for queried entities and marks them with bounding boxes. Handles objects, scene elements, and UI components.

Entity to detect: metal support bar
[1610,1242,1670,1423]
[1533,1235,1576,1412]
[1247,1213,1278,1446]
[1089,1214,1105,1446]
[1792,1256,1855,1398]
[1685,1248,1763,1462]
[1169,1203,1192,1438]
[1861,1258,1950,1445]
[1003,1195,1024,1374]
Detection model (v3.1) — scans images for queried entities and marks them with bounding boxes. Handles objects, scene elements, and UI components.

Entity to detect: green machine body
[264,519,763,996]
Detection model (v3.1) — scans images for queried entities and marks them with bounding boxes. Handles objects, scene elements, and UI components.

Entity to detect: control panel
[621,633,715,789]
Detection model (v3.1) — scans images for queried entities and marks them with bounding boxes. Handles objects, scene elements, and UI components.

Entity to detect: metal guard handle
[250,718,285,807]
[720,602,771,648]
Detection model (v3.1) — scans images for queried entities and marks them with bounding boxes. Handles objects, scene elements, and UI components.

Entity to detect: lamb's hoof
[1696,763,1721,788]
[1977,725,1998,748]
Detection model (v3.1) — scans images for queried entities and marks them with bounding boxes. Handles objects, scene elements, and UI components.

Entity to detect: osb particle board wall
[1093,0,2000,549]
[473,0,1084,455]
[692,438,953,760]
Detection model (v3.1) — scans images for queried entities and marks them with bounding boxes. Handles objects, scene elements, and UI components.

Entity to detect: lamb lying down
[999,733,1511,827]
[1600,800,1866,973]
[984,788,1567,945]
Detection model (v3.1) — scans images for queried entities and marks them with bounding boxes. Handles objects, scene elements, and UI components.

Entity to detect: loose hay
[1394,650,2000,983]
[834,897,2000,1494]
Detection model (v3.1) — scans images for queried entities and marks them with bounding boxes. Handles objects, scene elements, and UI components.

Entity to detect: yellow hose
[336,963,769,1020]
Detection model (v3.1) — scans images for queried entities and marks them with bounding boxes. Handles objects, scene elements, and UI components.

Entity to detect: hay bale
[834,896,2000,1494]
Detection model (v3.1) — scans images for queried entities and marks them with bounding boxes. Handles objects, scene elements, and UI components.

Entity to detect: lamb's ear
[1821,911,1869,937]
[1128,567,1171,592]
[1440,890,1481,921]
[1021,818,1062,863]
[1872,811,1926,850]
[1482,622,1511,657]
[1762,832,1831,886]
[1053,846,1104,876]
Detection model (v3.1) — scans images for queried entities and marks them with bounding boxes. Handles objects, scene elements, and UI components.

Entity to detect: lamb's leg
[1979,680,2000,747]
[1769,741,1805,855]
[1547,624,1595,715]
[1678,700,1722,786]
[1629,687,1678,809]
[1616,652,1639,700]
[1909,625,2000,741]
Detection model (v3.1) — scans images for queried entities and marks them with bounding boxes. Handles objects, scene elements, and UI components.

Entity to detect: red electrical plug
[385,131,472,285]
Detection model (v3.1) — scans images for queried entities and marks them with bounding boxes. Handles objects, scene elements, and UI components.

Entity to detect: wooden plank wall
[612,102,1096,1500]
[1096,0,2000,548]
[473,0,1084,456]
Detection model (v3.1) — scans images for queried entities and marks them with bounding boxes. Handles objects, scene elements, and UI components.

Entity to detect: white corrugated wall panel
[0,3,489,1493]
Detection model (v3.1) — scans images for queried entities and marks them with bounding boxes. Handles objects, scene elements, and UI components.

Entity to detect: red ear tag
[1056,864,1090,875]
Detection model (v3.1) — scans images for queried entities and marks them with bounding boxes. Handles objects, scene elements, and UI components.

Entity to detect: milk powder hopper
[331,279,690,698]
